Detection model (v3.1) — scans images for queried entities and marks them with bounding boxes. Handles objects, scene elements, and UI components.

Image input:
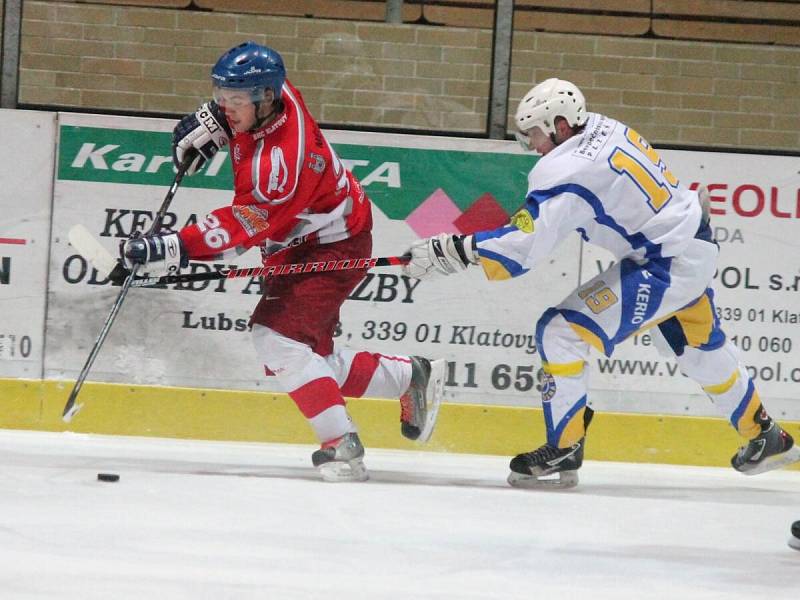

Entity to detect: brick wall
[18,1,800,151]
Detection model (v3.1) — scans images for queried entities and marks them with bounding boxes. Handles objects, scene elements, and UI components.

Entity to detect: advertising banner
[0,109,55,378]
[44,113,800,420]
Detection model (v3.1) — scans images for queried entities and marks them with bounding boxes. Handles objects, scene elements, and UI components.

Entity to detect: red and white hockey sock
[326,350,412,399]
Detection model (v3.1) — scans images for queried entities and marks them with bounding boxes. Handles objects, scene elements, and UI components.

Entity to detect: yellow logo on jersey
[510,209,534,233]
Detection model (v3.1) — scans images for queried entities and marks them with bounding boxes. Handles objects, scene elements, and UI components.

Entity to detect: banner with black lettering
[45,112,800,419]
[0,110,55,378]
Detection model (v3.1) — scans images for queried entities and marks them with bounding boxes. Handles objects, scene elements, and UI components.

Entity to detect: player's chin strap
[551,123,586,146]
[253,99,284,130]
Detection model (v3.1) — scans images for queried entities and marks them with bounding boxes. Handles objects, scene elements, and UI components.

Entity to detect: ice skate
[311,432,369,482]
[507,439,585,490]
[731,413,800,475]
[399,356,445,442]
[789,521,800,551]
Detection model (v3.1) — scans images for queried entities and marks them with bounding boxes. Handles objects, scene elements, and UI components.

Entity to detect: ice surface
[0,429,797,599]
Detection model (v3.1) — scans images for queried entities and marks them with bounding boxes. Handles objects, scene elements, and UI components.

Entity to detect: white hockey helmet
[514,78,587,143]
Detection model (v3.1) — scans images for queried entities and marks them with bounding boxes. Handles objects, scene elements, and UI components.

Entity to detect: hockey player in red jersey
[119,41,444,481]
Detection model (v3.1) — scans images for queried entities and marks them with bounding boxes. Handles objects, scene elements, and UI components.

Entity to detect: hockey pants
[249,230,411,444]
[537,237,764,448]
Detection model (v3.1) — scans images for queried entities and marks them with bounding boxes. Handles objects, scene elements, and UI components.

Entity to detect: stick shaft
[62,263,141,419]
[62,162,190,420]
[128,255,410,288]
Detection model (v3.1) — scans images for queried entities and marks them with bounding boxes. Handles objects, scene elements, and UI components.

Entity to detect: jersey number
[578,280,618,314]
[609,128,678,213]
[198,213,231,249]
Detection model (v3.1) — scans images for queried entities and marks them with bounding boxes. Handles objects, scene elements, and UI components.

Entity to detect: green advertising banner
[57,125,535,223]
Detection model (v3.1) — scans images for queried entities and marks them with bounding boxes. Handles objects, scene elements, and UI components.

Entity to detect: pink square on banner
[405,188,463,237]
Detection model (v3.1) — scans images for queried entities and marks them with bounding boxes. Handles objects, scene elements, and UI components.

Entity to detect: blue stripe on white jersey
[474,225,529,277]
[527,184,664,259]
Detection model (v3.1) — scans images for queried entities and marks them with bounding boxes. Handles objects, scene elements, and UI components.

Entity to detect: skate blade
[740,445,800,476]
[507,469,579,490]
[317,459,369,483]
[416,358,445,444]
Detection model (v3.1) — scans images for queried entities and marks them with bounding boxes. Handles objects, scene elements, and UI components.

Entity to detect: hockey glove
[172,101,232,175]
[120,232,188,277]
[403,233,479,279]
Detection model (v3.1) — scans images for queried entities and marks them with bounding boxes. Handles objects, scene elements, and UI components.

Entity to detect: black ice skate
[731,410,800,475]
[508,407,593,489]
[507,439,585,489]
[399,356,445,442]
[311,432,368,482]
[789,520,800,551]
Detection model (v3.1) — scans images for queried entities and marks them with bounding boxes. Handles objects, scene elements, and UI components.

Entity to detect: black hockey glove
[119,232,188,277]
[172,101,232,175]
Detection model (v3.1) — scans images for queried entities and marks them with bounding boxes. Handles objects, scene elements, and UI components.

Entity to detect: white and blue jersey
[474,112,701,280]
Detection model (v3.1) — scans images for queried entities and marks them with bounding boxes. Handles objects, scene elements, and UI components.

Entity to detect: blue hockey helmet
[211,41,286,104]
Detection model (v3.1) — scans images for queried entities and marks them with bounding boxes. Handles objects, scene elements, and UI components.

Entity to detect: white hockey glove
[172,101,232,175]
[120,232,188,277]
[403,233,479,280]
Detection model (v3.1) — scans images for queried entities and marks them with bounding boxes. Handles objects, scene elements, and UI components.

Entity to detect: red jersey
[180,80,372,263]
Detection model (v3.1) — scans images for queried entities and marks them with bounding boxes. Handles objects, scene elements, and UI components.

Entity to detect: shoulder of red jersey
[247,81,311,207]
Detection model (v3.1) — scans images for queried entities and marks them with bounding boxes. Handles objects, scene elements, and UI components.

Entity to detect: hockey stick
[128,256,410,287]
[68,224,410,288]
[62,160,191,422]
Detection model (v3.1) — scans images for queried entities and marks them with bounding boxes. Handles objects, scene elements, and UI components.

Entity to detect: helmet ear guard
[514,78,586,145]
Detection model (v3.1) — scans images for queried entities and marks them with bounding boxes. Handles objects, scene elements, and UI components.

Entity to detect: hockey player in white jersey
[404,78,800,489]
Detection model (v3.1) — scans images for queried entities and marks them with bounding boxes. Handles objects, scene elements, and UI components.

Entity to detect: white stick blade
[68,224,117,277]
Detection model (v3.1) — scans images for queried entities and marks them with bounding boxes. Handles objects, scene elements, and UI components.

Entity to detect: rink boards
[0,377,786,468]
[0,108,799,467]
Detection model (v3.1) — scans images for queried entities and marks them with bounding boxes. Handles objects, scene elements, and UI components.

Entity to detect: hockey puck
[97,473,120,482]
[790,520,800,551]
